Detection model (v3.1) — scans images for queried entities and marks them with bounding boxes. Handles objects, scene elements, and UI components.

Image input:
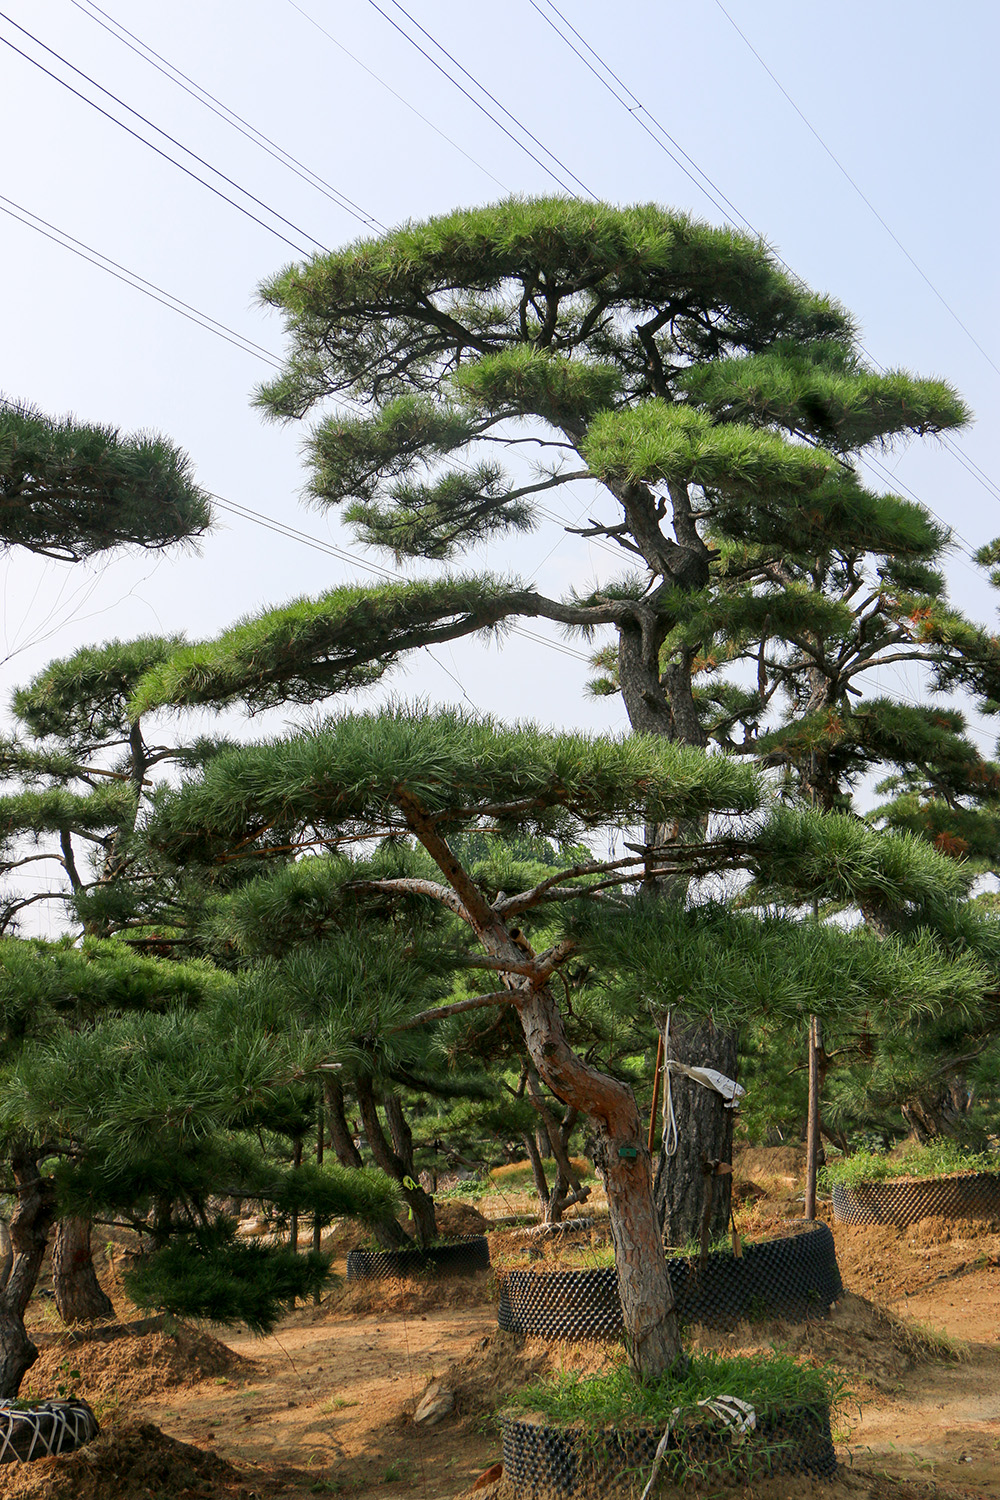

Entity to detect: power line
[0,194,283,367]
[69,0,387,233]
[523,2,997,565]
[283,0,509,195]
[529,0,753,231]
[0,17,316,256]
[209,493,593,662]
[363,0,591,197]
[712,0,1000,382]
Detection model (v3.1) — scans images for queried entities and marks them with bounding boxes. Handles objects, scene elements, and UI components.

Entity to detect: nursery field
[7,1147,1000,1500]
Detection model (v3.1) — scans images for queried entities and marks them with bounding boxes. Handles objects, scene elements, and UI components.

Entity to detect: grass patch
[821,1140,997,1190]
[506,1348,840,1427]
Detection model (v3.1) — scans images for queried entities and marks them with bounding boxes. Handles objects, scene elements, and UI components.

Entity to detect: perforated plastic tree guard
[832,1171,1000,1229]
[500,1401,837,1497]
[497,1223,842,1340]
[346,1234,490,1281]
[0,1400,100,1464]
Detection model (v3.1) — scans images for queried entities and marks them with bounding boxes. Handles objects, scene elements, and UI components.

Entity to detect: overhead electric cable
[0,20,315,255]
[69,0,387,232]
[283,0,509,193]
[712,0,1000,381]
[529,0,753,231]
[523,3,995,563]
[0,195,283,367]
[364,0,591,196]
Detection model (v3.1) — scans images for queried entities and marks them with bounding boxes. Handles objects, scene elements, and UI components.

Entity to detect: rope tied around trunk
[660,1011,745,1160]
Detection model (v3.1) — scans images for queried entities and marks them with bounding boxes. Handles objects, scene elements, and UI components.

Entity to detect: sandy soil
[8,1159,1000,1499]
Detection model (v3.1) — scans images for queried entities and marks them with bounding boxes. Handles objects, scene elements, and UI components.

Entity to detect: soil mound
[0,1421,268,1499]
[443,1330,619,1417]
[436,1201,492,1237]
[328,1270,494,1316]
[27,1318,258,1406]
[687,1290,961,1388]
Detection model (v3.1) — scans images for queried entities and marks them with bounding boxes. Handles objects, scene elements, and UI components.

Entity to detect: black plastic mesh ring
[500,1401,837,1497]
[497,1223,843,1340]
[832,1171,1000,1229]
[346,1233,490,1281]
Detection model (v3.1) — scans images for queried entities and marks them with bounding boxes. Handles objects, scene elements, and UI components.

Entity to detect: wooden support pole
[804,1015,823,1221]
[648,1029,665,1155]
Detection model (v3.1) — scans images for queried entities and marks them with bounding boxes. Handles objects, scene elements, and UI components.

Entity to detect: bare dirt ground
[7,1156,1000,1499]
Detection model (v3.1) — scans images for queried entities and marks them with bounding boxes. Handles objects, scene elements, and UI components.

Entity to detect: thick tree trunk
[902,1077,976,1144]
[52,1218,114,1324]
[0,1145,57,1398]
[400,793,685,1379]
[654,1014,737,1246]
[323,1077,411,1249]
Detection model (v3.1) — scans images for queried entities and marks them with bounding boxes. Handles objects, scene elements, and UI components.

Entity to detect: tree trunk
[356,1078,437,1247]
[323,1077,411,1249]
[0,1144,57,1398]
[522,1131,551,1217]
[901,1077,976,1144]
[399,793,684,1379]
[52,1218,114,1324]
[654,1013,737,1246]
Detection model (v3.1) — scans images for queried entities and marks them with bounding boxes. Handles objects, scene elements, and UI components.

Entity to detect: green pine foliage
[122,1221,330,1333]
[0,398,210,560]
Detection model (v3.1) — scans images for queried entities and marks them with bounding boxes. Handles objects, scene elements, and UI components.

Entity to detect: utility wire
[364,0,590,197]
[69,0,386,232]
[284,0,509,195]
[526,2,995,565]
[0,195,283,367]
[210,493,592,662]
[529,0,753,231]
[713,0,1000,381]
[0,18,315,256]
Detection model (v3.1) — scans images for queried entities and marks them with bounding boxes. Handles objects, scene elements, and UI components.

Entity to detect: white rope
[662,1011,679,1158]
[0,1399,99,1464]
[639,1394,756,1500]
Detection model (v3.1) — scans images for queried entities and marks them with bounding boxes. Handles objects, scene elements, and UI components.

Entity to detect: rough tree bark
[52,1218,114,1324]
[355,1077,437,1247]
[398,793,684,1378]
[322,1077,411,1249]
[0,1144,57,1398]
[654,1013,738,1246]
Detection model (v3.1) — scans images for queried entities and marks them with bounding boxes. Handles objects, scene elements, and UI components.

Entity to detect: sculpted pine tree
[132,198,983,1242]
[144,708,986,1378]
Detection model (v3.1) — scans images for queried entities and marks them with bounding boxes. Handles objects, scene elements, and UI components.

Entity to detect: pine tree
[139,704,985,1378]
[130,197,993,1240]
[0,939,399,1396]
[0,398,210,560]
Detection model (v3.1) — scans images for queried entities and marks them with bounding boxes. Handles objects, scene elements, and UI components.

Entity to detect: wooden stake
[804,1015,822,1221]
[648,1029,665,1155]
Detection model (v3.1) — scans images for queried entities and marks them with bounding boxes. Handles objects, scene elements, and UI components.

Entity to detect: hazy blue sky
[2,0,998,923]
